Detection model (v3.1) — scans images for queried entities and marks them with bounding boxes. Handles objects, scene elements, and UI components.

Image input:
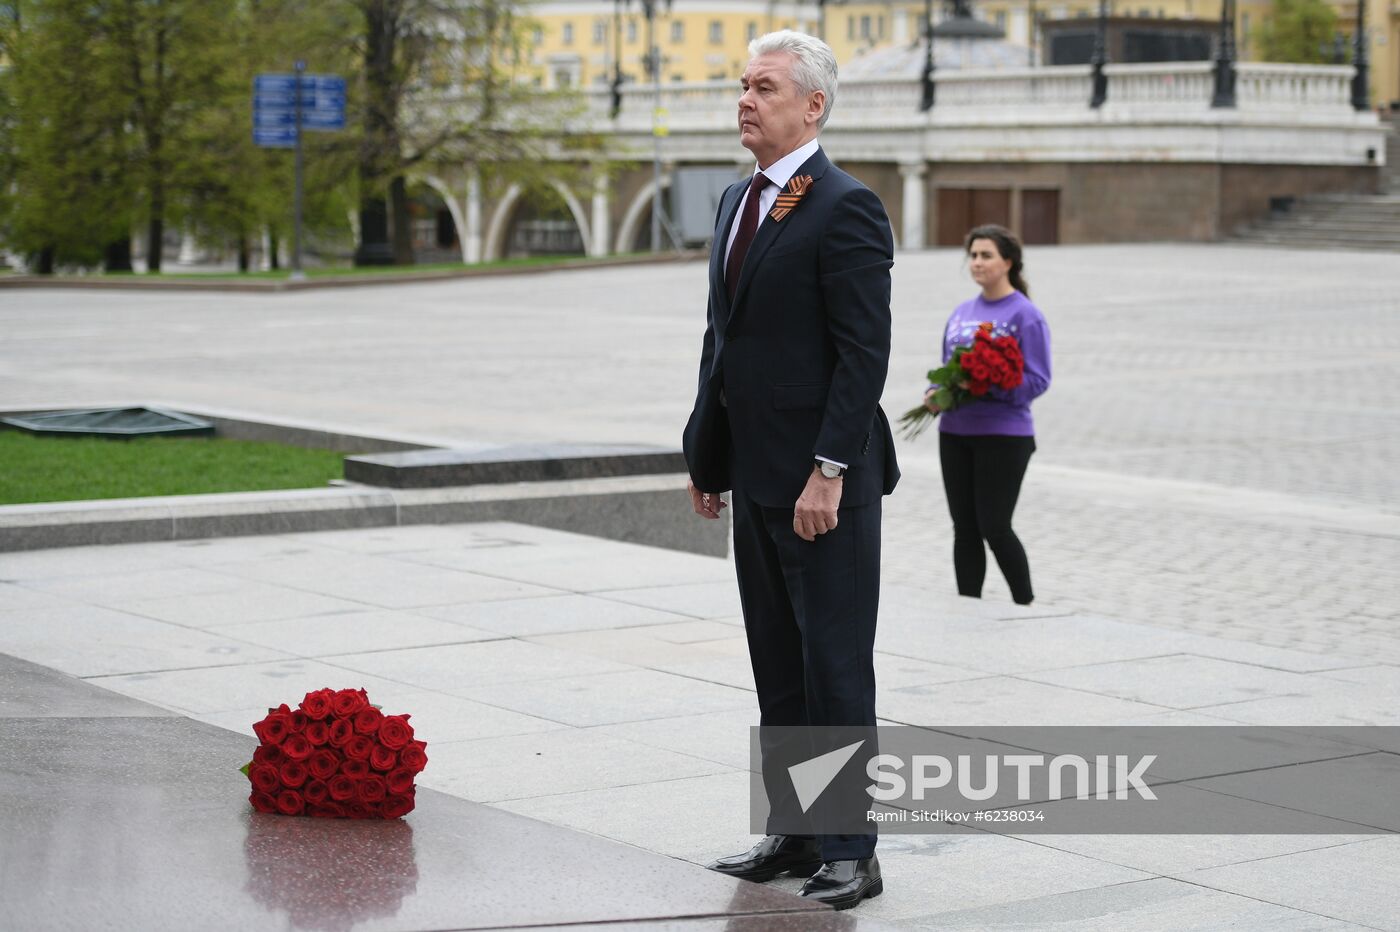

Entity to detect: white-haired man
[682,29,898,910]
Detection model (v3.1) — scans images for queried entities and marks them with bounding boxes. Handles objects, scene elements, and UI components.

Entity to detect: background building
[524,0,1397,108]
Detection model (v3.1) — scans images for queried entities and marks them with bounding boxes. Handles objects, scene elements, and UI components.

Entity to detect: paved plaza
[2,243,1399,929]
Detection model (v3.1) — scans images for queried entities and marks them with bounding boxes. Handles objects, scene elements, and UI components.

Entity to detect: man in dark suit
[682,29,898,911]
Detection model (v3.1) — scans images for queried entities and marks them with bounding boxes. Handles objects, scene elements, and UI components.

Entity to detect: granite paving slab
[900,876,1358,930]
[327,639,633,691]
[0,603,292,677]
[212,608,503,656]
[418,592,701,637]
[0,704,845,931]
[1020,655,1335,710]
[0,653,177,719]
[1181,838,1400,931]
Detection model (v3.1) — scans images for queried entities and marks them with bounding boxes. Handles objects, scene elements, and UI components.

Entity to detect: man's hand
[688,479,727,519]
[793,466,842,541]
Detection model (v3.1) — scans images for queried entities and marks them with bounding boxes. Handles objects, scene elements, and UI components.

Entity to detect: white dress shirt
[723,137,822,268]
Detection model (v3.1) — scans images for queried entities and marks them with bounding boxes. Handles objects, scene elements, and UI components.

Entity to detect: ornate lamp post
[1210,0,1237,108]
[1351,0,1369,111]
[921,0,936,111]
[1089,0,1108,108]
[621,0,672,251]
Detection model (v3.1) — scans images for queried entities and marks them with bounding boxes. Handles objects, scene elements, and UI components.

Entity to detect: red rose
[382,793,415,819]
[253,710,292,746]
[369,745,398,772]
[353,707,384,735]
[386,767,416,796]
[250,791,278,814]
[969,381,989,397]
[345,735,374,762]
[328,718,355,748]
[328,774,356,802]
[304,721,329,746]
[377,715,414,750]
[303,780,329,806]
[309,802,345,819]
[289,710,309,732]
[340,758,370,780]
[252,744,284,767]
[299,688,335,720]
[282,734,313,761]
[399,740,428,773]
[345,802,371,820]
[279,759,309,788]
[357,774,387,804]
[331,688,369,718]
[250,764,280,795]
[308,749,339,782]
[276,790,304,816]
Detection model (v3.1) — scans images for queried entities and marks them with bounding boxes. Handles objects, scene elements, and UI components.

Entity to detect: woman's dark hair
[964,224,1029,298]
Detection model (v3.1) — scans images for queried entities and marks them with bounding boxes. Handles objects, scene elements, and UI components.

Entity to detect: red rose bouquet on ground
[898,322,1025,439]
[242,687,427,819]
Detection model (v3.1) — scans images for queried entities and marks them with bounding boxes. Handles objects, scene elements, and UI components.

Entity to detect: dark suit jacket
[683,147,900,509]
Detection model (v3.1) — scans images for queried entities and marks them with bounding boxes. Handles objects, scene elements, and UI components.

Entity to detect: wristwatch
[816,460,846,479]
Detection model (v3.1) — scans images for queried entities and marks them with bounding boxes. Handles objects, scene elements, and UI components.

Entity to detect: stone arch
[615,175,672,255]
[483,179,592,262]
[419,174,467,262]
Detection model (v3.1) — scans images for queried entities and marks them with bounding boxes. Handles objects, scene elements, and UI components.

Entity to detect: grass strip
[0,432,344,505]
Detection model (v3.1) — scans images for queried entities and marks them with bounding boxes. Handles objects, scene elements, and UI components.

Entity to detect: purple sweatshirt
[936,291,1051,437]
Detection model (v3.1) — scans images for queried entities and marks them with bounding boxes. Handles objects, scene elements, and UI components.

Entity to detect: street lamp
[1351,0,1369,111]
[1210,0,1237,108]
[624,0,673,252]
[921,0,936,111]
[1089,0,1108,108]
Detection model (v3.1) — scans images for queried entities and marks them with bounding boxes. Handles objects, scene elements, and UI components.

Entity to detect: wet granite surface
[345,443,687,488]
[0,655,893,931]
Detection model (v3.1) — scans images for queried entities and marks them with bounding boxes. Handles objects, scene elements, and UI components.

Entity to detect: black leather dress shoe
[705,834,823,882]
[797,856,883,910]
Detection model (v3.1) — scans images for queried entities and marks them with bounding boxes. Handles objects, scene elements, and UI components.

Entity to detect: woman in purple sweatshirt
[923,225,1051,605]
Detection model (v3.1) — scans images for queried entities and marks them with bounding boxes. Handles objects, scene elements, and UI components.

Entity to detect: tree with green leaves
[1255,0,1339,65]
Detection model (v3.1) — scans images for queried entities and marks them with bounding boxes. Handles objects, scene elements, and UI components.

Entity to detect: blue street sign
[253,71,346,147]
[253,126,297,148]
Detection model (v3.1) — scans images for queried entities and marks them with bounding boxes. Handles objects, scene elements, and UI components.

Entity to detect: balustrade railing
[576,61,1365,133]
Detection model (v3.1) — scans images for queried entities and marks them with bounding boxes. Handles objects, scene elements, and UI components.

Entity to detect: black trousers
[730,485,880,861]
[939,432,1036,605]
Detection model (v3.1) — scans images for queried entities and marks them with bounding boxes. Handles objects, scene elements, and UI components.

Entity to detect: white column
[465,166,483,264]
[177,226,198,265]
[590,170,612,258]
[893,8,909,43]
[899,161,927,251]
[259,226,273,271]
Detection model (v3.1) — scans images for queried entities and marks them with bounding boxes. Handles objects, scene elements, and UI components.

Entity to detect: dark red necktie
[725,172,773,302]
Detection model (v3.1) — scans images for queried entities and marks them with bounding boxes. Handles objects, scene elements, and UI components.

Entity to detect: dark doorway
[937,187,1012,246]
[1021,189,1061,245]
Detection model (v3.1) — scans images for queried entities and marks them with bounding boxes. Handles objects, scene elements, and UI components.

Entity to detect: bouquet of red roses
[242,687,427,819]
[898,322,1024,439]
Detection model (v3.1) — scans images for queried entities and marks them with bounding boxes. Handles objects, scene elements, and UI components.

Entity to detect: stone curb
[0,475,729,558]
[0,250,706,293]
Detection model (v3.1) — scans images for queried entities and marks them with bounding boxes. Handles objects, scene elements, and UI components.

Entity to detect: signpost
[253,63,346,280]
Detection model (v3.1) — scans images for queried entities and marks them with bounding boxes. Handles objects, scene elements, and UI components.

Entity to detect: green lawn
[0,432,345,505]
[41,253,654,282]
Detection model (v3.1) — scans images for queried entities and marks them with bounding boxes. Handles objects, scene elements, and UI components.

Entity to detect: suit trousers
[730,483,881,861]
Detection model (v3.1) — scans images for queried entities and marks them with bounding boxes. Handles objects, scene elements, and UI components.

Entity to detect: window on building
[860,15,872,38]
[671,20,684,43]
[532,27,543,45]
[848,15,856,40]
[747,21,757,42]
[709,20,723,44]
[995,11,1006,29]
[672,73,685,82]
[627,20,637,43]
[594,21,606,45]
[1075,8,1089,17]
[1139,8,1151,16]
[562,22,574,44]
[554,68,573,88]
[878,15,886,38]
